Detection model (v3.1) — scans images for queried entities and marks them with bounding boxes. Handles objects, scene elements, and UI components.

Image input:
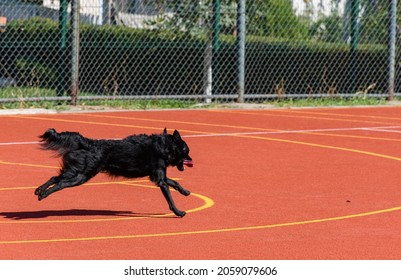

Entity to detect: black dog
[35,128,193,217]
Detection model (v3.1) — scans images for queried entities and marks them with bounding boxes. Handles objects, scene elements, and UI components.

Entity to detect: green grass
[0,86,391,110]
[77,99,198,110]
[0,87,64,109]
[0,98,198,110]
[0,86,56,98]
[267,96,388,108]
[0,87,198,110]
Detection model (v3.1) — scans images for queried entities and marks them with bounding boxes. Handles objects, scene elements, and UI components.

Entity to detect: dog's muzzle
[177,159,193,171]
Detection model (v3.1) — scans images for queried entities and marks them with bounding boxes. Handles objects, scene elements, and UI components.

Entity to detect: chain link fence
[0,0,400,105]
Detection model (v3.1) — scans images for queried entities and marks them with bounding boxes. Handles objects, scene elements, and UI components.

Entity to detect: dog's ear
[173,129,182,140]
[163,128,167,135]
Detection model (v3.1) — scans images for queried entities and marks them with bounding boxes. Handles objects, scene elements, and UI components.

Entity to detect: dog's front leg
[160,183,186,217]
[151,170,186,217]
[166,178,191,196]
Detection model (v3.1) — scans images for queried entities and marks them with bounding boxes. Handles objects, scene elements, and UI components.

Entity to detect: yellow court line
[0,131,400,243]
[236,134,401,162]
[66,112,401,144]
[71,112,232,127]
[4,114,401,191]
[70,112,279,133]
[0,160,58,169]
[120,181,214,215]
[0,180,214,224]
[1,206,400,244]
[0,179,153,191]
[2,111,401,244]
[11,115,211,136]
[9,112,401,145]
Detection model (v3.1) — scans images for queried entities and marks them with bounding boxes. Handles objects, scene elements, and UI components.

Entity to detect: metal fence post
[212,0,221,99]
[56,0,68,97]
[69,0,80,105]
[387,0,397,101]
[204,42,213,103]
[349,0,359,94]
[237,0,245,103]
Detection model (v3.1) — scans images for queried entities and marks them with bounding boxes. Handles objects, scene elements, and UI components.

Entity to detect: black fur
[35,128,193,217]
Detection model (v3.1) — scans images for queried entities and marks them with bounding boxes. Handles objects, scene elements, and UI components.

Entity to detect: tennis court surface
[1,106,401,259]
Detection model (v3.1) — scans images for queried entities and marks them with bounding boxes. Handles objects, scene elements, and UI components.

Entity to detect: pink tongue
[183,160,193,167]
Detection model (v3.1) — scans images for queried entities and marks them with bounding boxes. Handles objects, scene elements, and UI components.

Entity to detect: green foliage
[6,17,58,35]
[358,1,389,44]
[247,0,308,39]
[309,15,343,43]
[1,17,59,47]
[145,0,237,38]
[146,0,308,39]
[309,0,401,45]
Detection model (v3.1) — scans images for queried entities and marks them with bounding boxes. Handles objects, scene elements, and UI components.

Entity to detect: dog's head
[164,128,193,171]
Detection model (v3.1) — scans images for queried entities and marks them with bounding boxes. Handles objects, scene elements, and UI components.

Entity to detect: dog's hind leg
[151,170,186,217]
[34,176,60,196]
[37,173,92,201]
[166,178,191,196]
[37,150,100,201]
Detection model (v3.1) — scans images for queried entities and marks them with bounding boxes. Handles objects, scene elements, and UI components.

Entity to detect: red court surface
[1,106,401,259]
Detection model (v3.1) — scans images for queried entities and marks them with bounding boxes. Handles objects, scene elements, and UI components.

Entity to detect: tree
[358,0,392,44]
[146,0,308,40]
[308,0,343,43]
[246,0,308,39]
[344,0,401,45]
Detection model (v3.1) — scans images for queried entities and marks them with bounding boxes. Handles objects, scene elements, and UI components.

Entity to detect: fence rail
[0,0,400,105]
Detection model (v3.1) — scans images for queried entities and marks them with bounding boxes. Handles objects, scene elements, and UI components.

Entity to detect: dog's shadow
[0,209,177,220]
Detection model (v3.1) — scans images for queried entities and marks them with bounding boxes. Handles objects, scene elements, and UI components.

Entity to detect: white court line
[361,128,401,134]
[184,125,401,138]
[3,125,401,146]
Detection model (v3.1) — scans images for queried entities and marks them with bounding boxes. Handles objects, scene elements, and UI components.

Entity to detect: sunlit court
[1,107,401,260]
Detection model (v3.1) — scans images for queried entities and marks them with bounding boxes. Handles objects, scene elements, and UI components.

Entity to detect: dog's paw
[174,210,186,218]
[176,188,190,196]
[34,187,41,196]
[37,193,46,201]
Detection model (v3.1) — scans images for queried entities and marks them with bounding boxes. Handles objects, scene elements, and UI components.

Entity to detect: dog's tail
[39,128,93,155]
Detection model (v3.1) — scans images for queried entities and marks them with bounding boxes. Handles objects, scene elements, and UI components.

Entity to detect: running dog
[35,128,193,217]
